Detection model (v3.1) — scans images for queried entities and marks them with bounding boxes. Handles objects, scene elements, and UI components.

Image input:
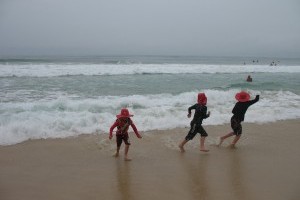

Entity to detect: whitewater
[1,57,299,145]
[1,63,300,77]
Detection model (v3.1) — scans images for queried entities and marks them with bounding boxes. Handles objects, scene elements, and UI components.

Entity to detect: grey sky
[0,0,299,57]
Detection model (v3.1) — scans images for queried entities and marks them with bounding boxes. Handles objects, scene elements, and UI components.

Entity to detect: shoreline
[2,119,300,147]
[1,119,300,200]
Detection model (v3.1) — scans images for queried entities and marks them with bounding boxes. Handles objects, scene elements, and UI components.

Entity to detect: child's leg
[179,139,188,152]
[114,146,120,157]
[124,144,131,161]
[200,136,209,152]
[218,132,234,146]
[230,122,242,147]
[230,134,241,148]
[179,124,197,152]
[123,135,132,161]
[114,136,122,157]
[224,117,241,147]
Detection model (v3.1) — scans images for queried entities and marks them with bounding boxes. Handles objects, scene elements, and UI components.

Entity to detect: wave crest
[1,64,299,77]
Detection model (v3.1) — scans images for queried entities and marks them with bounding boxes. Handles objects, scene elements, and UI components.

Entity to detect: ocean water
[0,56,300,145]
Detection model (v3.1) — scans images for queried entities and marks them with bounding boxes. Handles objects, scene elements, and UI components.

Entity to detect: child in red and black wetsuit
[218,91,259,148]
[109,108,142,161]
[179,93,211,152]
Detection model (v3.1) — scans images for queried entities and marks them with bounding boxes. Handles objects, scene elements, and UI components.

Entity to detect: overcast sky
[0,0,299,57]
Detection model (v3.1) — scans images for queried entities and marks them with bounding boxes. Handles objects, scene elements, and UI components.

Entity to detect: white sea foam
[0,63,299,77]
[0,89,299,145]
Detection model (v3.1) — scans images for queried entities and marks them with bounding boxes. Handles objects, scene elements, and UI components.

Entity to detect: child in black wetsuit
[179,93,210,152]
[218,91,259,147]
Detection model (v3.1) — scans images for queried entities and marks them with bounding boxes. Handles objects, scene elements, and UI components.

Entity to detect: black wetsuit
[185,103,210,140]
[231,95,259,135]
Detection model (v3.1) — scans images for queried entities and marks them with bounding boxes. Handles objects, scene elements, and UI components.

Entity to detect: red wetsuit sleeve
[130,122,140,137]
[109,121,118,137]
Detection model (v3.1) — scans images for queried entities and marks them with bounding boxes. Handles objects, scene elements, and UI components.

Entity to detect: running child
[218,91,259,148]
[109,108,142,161]
[179,93,211,152]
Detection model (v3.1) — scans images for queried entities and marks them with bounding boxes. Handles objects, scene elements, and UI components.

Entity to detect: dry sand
[1,119,300,200]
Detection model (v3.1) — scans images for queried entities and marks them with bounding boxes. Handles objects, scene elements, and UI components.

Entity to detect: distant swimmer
[270,61,278,66]
[246,75,252,82]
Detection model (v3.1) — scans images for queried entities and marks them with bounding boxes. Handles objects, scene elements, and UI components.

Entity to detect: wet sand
[0,119,300,200]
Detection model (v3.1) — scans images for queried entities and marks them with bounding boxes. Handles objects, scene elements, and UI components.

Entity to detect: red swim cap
[197,93,207,105]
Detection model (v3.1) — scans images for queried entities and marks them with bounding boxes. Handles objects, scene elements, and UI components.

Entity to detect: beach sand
[1,119,300,200]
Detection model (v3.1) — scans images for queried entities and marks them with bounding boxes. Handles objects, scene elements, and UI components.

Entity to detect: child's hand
[109,135,113,140]
[207,111,211,117]
[187,113,191,118]
[137,134,142,139]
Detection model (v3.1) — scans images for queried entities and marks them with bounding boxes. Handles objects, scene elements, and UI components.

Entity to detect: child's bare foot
[229,144,236,148]
[124,157,132,161]
[113,152,119,157]
[217,137,224,147]
[179,145,185,152]
[200,149,209,152]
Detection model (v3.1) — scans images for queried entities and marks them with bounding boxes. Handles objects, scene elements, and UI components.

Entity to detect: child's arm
[232,102,238,114]
[109,121,118,139]
[187,104,197,117]
[206,111,211,118]
[247,95,260,106]
[202,106,210,118]
[130,122,142,138]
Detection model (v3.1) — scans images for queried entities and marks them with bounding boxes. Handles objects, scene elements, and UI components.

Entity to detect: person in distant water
[246,75,252,82]
[270,61,277,66]
[109,108,142,161]
[179,93,211,152]
[218,91,259,148]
